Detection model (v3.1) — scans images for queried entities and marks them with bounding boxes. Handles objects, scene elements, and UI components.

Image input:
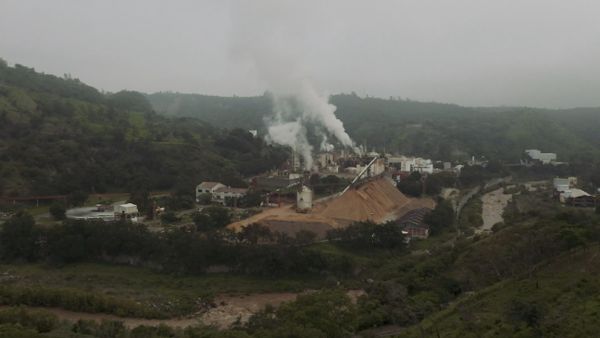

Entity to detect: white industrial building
[316,152,339,173]
[114,203,139,222]
[196,181,247,205]
[213,186,248,204]
[349,158,386,178]
[525,149,557,164]
[369,158,386,176]
[196,181,226,202]
[387,156,434,174]
[317,152,335,168]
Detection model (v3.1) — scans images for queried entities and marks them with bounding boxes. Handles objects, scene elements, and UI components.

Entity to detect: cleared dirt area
[1,290,365,329]
[229,177,434,238]
[479,187,512,233]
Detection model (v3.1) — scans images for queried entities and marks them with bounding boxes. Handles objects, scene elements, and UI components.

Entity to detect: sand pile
[229,177,432,238]
[320,177,410,224]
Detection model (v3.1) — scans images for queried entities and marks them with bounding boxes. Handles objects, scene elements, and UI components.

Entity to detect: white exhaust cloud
[229,1,355,169]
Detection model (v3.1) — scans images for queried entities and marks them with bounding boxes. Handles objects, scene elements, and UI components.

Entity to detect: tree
[424,199,455,235]
[128,190,150,213]
[48,202,66,220]
[458,166,484,187]
[168,186,195,210]
[240,191,262,208]
[0,212,40,261]
[196,192,212,205]
[373,222,406,250]
[364,281,417,325]
[294,230,317,245]
[160,211,179,224]
[508,300,543,328]
[192,212,215,231]
[239,223,272,244]
[67,191,88,207]
[424,174,442,195]
[268,290,358,338]
[398,172,423,197]
[203,206,231,228]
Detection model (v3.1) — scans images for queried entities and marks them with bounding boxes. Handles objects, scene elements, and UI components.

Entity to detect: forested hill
[148,92,600,163]
[0,60,287,197]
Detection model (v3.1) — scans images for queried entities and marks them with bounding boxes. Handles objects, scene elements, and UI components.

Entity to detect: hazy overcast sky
[1,0,600,108]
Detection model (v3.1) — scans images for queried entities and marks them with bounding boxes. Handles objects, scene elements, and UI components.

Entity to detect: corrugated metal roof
[215,187,247,194]
[198,181,222,189]
[569,188,591,198]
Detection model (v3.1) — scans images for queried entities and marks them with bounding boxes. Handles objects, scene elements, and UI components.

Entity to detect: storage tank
[296,185,313,212]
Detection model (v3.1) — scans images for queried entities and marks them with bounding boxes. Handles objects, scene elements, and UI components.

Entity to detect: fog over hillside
[2,0,600,108]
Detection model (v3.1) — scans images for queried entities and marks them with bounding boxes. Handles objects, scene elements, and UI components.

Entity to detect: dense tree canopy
[0,62,288,196]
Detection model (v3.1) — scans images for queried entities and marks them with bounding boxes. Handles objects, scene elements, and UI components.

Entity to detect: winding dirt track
[479,187,512,233]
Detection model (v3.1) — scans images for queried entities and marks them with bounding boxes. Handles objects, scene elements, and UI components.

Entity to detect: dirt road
[478,187,511,233]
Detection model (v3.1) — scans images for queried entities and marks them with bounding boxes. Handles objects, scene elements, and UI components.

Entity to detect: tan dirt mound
[320,177,411,223]
[229,177,434,238]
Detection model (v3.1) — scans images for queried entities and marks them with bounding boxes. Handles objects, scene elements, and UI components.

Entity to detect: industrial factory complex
[220,149,439,240]
[54,144,598,242]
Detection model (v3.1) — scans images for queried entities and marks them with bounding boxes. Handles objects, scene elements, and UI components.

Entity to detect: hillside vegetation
[0,192,599,337]
[148,92,600,163]
[0,61,287,196]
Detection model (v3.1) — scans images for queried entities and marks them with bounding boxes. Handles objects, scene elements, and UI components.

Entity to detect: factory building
[387,156,434,174]
[196,181,247,205]
[525,149,557,164]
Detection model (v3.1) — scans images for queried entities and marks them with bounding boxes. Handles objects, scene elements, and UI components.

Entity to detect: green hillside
[148,92,600,163]
[0,61,287,196]
[398,245,600,338]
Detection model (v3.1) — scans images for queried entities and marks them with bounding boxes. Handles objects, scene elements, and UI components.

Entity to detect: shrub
[48,203,66,220]
[0,308,58,333]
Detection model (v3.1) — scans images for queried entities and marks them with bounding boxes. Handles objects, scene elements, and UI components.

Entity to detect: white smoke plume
[229,1,355,169]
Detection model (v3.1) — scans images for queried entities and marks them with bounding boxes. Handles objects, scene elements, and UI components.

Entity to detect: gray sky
[1,0,600,108]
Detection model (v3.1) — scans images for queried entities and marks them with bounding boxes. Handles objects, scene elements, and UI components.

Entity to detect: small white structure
[525,149,557,164]
[296,185,313,212]
[114,203,139,222]
[196,181,226,202]
[248,129,258,137]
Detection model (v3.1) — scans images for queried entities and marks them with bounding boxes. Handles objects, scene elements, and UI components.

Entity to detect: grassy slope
[399,245,600,338]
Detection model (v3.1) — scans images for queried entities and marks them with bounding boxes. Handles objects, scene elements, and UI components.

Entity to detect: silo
[296,185,313,212]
